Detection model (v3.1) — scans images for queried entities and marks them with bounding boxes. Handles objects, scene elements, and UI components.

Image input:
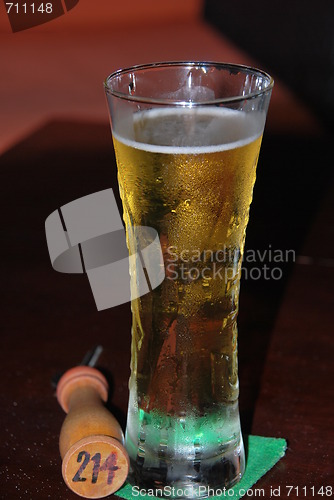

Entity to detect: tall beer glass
[104,62,273,495]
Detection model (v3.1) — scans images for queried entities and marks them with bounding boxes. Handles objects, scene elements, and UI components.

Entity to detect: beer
[113,107,263,492]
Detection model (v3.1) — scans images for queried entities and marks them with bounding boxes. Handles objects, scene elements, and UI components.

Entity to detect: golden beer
[113,107,263,490]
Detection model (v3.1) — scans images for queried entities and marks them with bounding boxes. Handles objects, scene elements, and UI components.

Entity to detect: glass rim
[104,61,274,106]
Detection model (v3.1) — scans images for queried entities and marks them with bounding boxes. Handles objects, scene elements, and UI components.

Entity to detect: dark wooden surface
[1,121,333,499]
[252,183,334,492]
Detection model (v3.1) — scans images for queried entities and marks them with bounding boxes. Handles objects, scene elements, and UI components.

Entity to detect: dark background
[204,0,334,131]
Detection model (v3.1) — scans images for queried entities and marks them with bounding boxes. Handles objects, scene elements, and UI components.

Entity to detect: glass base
[125,397,245,498]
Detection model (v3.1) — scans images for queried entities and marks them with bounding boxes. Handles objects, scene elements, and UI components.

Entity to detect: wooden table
[1,121,333,499]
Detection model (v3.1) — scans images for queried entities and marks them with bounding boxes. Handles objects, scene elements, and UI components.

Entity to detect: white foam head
[113,107,266,154]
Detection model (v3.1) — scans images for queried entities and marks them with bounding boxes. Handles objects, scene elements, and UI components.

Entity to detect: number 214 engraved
[72,451,119,485]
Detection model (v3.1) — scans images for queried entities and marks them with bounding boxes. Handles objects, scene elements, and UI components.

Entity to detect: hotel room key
[56,348,129,498]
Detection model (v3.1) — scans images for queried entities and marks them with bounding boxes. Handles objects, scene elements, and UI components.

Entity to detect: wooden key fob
[57,366,129,498]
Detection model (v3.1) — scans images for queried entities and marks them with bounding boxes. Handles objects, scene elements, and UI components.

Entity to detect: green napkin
[116,435,287,499]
